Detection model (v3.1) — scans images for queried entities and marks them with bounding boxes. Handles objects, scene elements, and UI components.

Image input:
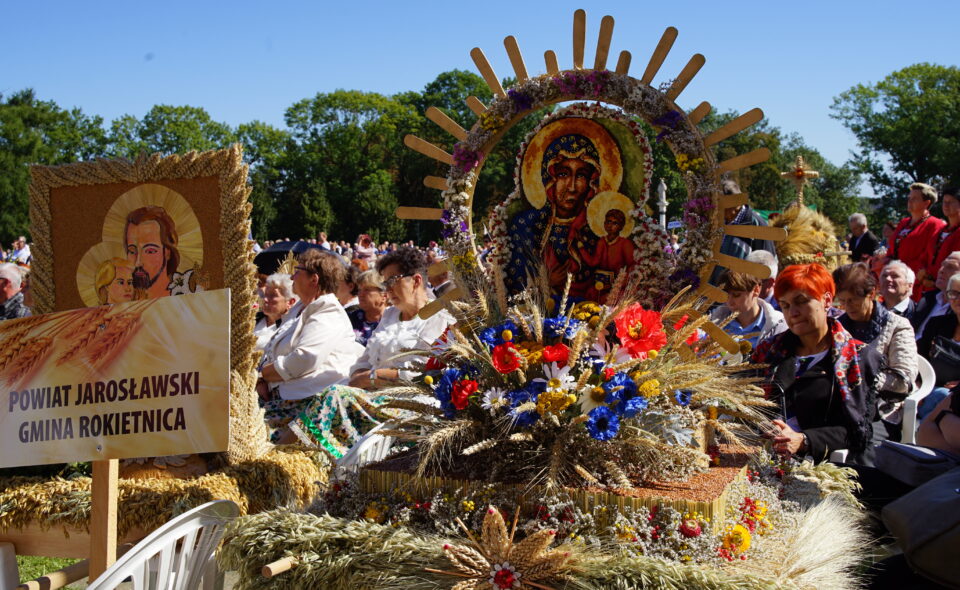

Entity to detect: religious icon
[502,113,650,303]
[76,184,207,307]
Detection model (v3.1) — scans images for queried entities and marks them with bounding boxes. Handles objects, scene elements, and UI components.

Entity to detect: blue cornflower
[543,316,582,339]
[590,358,606,375]
[618,396,649,418]
[602,371,637,405]
[479,320,518,350]
[510,407,540,428]
[585,406,620,441]
[674,389,693,407]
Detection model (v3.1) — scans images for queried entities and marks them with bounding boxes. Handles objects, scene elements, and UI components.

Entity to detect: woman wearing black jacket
[752,263,884,466]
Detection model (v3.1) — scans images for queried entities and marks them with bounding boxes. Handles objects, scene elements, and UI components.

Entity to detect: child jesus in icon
[580,206,634,302]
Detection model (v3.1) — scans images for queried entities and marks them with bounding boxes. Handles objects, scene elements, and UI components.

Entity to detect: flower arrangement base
[360,444,753,533]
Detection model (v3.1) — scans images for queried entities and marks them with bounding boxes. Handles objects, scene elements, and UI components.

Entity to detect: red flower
[491,342,521,373]
[451,379,478,410]
[614,304,667,358]
[679,518,702,538]
[541,343,570,366]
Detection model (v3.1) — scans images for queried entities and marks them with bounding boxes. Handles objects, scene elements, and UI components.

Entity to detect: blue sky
[2,0,957,191]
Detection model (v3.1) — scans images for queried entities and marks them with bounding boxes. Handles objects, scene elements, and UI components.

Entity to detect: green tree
[0,89,106,243]
[236,121,291,240]
[106,105,236,158]
[831,63,960,221]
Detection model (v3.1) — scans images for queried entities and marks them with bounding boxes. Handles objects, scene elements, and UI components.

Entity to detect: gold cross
[780,155,819,207]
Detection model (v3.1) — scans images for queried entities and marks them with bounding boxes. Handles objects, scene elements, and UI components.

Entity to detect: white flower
[590,334,631,365]
[166,270,194,296]
[534,362,575,394]
[481,388,508,415]
[578,384,609,414]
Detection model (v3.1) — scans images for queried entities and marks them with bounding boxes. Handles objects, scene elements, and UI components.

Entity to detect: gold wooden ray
[723,224,788,242]
[717,148,771,174]
[403,135,454,165]
[504,36,529,82]
[466,96,487,117]
[665,54,705,101]
[703,108,763,147]
[688,101,711,125]
[426,107,467,141]
[470,47,506,97]
[594,15,615,70]
[682,308,741,354]
[615,50,631,74]
[573,9,586,69]
[715,253,772,280]
[418,286,465,319]
[396,206,445,221]
[718,192,749,210]
[641,26,678,84]
[545,50,560,75]
[424,175,448,191]
[696,282,729,303]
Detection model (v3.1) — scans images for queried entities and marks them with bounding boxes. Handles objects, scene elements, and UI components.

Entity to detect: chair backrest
[901,356,937,444]
[86,500,239,590]
[336,422,394,473]
[915,356,935,400]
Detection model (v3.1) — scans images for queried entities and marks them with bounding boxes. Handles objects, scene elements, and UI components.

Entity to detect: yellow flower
[424,375,434,386]
[462,500,475,512]
[722,524,751,554]
[537,389,574,415]
[364,502,387,523]
[638,379,661,398]
[501,329,513,342]
[647,349,658,359]
[480,111,504,131]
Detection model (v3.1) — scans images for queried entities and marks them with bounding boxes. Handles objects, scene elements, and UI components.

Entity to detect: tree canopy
[1,71,870,245]
[831,63,960,221]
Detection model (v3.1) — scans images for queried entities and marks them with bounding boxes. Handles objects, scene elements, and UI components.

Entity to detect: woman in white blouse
[283,247,453,455]
[260,249,363,437]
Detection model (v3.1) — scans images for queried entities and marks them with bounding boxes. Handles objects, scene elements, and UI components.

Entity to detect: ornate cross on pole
[780,155,819,207]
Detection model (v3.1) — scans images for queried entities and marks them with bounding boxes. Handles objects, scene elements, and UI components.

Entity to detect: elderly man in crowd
[878,261,916,320]
[847,213,880,262]
[912,251,960,339]
[0,263,30,321]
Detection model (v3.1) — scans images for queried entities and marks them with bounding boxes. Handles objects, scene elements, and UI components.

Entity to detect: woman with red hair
[751,263,884,465]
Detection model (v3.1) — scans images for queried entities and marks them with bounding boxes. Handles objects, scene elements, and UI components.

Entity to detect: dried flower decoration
[427,506,575,590]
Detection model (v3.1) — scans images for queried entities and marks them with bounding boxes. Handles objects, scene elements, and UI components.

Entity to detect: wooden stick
[715,254,772,279]
[403,135,454,166]
[665,54,706,101]
[423,176,448,191]
[723,224,787,242]
[466,96,487,117]
[544,50,560,75]
[703,108,763,147]
[701,322,741,354]
[504,36,529,83]
[688,101,711,125]
[696,283,729,303]
[718,148,771,174]
[418,287,465,320]
[718,192,749,210]
[262,556,298,578]
[17,558,88,590]
[470,47,506,97]
[615,50,631,74]
[641,26,678,84]
[594,15,615,70]
[423,568,472,579]
[88,459,118,581]
[396,207,445,221]
[425,107,467,141]
[572,9,586,69]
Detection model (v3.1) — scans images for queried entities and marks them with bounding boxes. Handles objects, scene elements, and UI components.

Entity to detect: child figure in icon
[580,193,636,303]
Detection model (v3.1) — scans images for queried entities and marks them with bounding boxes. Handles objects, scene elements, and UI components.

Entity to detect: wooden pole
[87,459,118,581]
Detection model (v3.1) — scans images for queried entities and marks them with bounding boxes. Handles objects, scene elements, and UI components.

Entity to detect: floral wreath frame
[405,12,780,311]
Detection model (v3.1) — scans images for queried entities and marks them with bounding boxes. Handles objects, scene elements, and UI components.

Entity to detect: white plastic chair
[901,356,936,445]
[829,356,938,462]
[335,422,395,475]
[86,500,239,590]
